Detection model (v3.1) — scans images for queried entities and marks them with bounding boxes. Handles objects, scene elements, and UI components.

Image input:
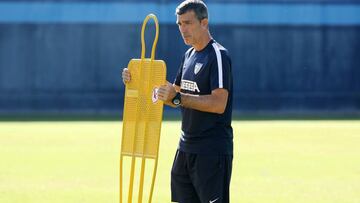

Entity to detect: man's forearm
[181,93,226,114]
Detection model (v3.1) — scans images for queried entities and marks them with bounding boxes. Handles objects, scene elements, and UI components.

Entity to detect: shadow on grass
[0,111,360,122]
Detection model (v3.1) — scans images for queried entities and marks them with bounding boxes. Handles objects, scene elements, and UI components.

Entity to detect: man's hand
[157,82,177,102]
[122,68,131,84]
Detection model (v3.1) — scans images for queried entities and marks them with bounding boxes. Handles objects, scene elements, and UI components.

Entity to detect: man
[122,1,233,202]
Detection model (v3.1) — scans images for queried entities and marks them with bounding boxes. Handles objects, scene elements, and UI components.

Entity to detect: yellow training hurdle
[120,14,166,203]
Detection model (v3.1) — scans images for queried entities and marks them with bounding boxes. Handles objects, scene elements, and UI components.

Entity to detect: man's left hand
[157,82,177,102]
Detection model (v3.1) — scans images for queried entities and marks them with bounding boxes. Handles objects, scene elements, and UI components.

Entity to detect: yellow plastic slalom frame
[120,14,166,203]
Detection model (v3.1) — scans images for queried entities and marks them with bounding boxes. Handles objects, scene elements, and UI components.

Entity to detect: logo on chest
[181,80,200,93]
[194,63,203,74]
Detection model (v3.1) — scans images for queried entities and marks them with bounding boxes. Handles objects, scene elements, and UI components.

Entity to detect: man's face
[176,11,205,46]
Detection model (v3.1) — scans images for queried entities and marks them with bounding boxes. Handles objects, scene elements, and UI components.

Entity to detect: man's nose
[180,25,187,33]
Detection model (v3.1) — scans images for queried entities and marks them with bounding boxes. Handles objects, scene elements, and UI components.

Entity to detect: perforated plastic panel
[121,59,166,158]
[120,14,166,203]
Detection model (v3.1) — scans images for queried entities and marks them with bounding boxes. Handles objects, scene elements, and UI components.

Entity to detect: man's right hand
[122,68,131,84]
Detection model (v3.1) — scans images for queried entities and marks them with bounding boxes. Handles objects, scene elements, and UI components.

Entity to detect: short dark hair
[175,0,208,21]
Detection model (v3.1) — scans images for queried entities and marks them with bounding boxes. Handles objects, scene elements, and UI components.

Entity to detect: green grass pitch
[1,120,360,202]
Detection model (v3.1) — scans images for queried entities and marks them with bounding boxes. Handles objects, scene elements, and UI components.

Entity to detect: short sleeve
[210,50,232,91]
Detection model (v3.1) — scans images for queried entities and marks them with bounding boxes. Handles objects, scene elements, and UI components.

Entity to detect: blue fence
[0,1,359,117]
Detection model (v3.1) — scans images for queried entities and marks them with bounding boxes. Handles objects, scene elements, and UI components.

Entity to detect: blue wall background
[0,0,359,117]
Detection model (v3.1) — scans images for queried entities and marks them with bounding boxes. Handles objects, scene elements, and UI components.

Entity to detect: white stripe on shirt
[212,43,223,88]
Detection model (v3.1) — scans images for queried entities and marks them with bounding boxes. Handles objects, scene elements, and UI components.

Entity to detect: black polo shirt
[174,39,233,155]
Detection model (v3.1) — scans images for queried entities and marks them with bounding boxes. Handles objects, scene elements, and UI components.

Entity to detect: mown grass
[0,121,359,203]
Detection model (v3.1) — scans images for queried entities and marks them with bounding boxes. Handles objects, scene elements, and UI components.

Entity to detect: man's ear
[201,18,209,29]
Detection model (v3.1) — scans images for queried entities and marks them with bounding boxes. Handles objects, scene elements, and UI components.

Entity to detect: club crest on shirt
[194,63,203,74]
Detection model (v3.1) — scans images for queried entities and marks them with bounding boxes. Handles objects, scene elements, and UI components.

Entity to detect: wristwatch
[172,93,181,106]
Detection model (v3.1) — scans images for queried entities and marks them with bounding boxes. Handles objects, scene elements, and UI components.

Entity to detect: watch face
[173,99,180,105]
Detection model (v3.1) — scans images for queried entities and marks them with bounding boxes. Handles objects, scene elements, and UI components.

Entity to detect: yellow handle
[141,14,159,60]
